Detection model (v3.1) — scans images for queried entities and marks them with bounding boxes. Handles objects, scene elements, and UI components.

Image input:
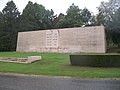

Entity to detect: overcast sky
[0,0,108,15]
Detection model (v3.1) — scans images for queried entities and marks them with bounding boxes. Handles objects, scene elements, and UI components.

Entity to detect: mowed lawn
[0,52,120,78]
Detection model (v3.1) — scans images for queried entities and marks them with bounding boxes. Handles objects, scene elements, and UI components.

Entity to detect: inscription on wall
[46,30,58,47]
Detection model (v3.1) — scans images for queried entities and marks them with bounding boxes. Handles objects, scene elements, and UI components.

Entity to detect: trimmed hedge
[70,54,120,67]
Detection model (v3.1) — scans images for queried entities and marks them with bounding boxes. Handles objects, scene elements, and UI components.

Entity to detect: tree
[0,0,20,51]
[97,0,120,47]
[55,4,95,28]
[81,8,91,25]
[65,3,83,27]
[112,8,120,30]
[20,1,38,31]
[20,1,52,31]
[89,15,97,26]
[0,12,4,31]
[111,8,120,47]
[97,0,120,27]
[2,0,20,32]
[0,32,13,51]
[54,4,95,28]
[54,13,66,28]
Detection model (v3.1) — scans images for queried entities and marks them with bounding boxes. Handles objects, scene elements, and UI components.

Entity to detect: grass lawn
[0,52,120,78]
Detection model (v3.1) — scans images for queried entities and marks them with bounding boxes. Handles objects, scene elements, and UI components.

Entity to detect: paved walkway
[0,74,120,90]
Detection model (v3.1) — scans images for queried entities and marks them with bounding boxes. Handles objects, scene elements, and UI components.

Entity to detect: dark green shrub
[117,51,120,53]
[70,54,120,67]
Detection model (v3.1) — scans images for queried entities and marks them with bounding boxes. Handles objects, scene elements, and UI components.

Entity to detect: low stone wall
[0,56,42,64]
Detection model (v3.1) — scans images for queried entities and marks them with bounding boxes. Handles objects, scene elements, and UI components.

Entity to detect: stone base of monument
[0,56,42,64]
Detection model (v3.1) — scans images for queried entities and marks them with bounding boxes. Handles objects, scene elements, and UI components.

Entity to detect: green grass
[0,52,120,78]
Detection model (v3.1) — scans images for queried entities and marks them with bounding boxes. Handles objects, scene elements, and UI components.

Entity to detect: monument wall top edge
[18,26,104,34]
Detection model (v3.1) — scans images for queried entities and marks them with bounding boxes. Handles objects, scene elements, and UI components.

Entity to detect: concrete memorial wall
[16,26,106,53]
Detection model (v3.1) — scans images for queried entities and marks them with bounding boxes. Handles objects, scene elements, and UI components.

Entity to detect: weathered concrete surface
[0,74,120,90]
[17,26,106,53]
[27,56,42,63]
[0,56,42,64]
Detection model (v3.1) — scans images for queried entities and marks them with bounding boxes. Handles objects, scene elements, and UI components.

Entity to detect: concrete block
[27,56,42,63]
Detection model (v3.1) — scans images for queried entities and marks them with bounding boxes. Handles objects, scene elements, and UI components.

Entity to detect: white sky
[0,0,108,15]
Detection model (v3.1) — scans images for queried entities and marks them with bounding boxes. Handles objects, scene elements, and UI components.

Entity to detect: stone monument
[16,26,106,53]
